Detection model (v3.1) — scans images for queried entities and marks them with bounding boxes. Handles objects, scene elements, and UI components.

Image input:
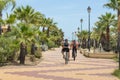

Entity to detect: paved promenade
[0,48,119,80]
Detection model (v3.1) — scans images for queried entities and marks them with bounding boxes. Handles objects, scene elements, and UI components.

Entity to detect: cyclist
[70,40,78,58]
[61,39,70,60]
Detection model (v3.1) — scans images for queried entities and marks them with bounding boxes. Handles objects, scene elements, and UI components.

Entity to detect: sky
[3,0,115,40]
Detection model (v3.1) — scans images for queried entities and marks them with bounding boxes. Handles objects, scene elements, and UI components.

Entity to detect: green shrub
[47,40,55,49]
[0,36,19,63]
[112,69,120,79]
[34,48,42,59]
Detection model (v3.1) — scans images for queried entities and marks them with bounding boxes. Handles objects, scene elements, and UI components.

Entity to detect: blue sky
[3,0,115,40]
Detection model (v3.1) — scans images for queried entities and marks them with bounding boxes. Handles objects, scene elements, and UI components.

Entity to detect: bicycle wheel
[65,52,68,64]
[73,49,76,61]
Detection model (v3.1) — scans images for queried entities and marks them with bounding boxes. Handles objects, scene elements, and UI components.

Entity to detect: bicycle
[72,48,77,61]
[64,51,69,64]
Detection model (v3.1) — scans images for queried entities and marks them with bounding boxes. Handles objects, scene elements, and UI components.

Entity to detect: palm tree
[41,18,47,32]
[6,13,16,25]
[98,13,116,50]
[47,18,57,37]
[104,0,120,31]
[79,30,88,48]
[0,0,16,18]
[14,5,44,26]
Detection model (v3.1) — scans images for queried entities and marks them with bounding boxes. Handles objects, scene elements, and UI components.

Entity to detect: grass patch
[112,69,120,79]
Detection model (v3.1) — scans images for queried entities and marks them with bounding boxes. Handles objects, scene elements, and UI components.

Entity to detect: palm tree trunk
[117,9,120,70]
[118,10,120,32]
[106,26,110,42]
[47,27,49,37]
[106,26,110,50]
[0,11,2,19]
[117,10,120,51]
[42,27,45,32]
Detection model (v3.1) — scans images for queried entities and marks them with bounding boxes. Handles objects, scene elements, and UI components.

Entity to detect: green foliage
[0,35,19,62]
[47,40,55,49]
[35,48,42,59]
[0,0,16,13]
[0,4,64,65]
[112,69,120,79]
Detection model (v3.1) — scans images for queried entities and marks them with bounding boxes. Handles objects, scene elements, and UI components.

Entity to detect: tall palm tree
[47,18,57,37]
[79,30,88,48]
[41,18,47,32]
[98,12,115,47]
[14,5,44,26]
[0,0,16,18]
[104,0,120,31]
[104,0,120,50]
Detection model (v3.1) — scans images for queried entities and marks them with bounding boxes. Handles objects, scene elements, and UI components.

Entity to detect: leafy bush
[0,36,19,63]
[34,48,42,58]
[112,69,120,79]
[47,40,55,49]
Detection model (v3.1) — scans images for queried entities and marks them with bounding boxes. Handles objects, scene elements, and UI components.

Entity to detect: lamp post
[75,31,76,40]
[77,27,80,43]
[80,19,83,32]
[87,6,91,52]
[80,19,83,47]
[77,27,80,33]
[72,32,74,40]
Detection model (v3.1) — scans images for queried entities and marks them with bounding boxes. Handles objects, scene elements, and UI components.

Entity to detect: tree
[46,18,57,37]
[78,30,88,48]
[104,0,120,51]
[0,0,16,19]
[104,0,120,31]
[98,13,116,50]
[14,5,44,26]
[6,13,16,25]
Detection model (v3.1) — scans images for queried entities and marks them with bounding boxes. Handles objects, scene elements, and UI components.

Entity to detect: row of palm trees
[77,0,120,52]
[92,12,116,51]
[0,0,64,63]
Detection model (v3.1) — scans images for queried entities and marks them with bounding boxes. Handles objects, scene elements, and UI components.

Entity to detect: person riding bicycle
[61,39,70,59]
[70,40,78,58]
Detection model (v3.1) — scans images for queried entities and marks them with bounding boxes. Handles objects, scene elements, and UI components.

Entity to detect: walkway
[0,48,119,80]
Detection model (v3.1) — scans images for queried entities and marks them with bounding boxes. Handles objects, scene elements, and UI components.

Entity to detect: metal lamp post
[77,27,80,43]
[75,31,76,40]
[77,27,80,33]
[80,19,83,32]
[72,32,74,40]
[80,19,83,48]
[87,6,91,52]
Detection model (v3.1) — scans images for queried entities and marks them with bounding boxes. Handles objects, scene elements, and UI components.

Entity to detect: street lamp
[72,32,74,40]
[77,27,80,33]
[80,19,83,32]
[87,6,91,52]
[75,31,76,40]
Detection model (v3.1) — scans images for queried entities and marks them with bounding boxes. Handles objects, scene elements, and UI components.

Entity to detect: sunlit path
[0,48,119,80]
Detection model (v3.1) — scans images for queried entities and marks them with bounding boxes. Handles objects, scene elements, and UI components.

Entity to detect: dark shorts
[62,48,69,52]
